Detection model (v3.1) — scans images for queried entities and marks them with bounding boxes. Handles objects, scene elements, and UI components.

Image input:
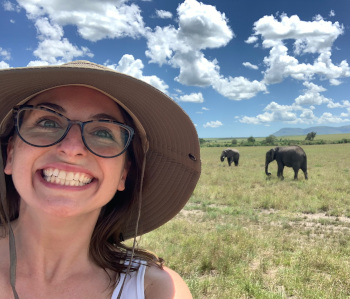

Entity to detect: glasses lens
[83,121,131,157]
[17,108,68,146]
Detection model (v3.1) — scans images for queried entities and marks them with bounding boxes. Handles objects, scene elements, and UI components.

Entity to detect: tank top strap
[111,259,147,299]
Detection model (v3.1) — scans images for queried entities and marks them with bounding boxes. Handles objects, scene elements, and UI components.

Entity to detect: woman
[0,61,201,298]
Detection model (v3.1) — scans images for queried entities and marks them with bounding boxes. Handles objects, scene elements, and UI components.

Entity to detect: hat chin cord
[116,148,147,299]
[9,223,19,299]
[4,145,147,299]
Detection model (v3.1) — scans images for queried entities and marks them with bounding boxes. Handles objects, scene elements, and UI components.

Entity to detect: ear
[117,161,130,191]
[271,148,276,160]
[4,137,14,175]
[270,148,275,160]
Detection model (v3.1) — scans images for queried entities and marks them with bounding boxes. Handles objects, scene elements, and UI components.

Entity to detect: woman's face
[4,86,129,219]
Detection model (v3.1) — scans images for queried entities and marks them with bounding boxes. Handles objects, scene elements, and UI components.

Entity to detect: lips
[42,168,93,186]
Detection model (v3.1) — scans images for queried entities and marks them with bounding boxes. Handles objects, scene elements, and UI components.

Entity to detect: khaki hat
[0,60,201,239]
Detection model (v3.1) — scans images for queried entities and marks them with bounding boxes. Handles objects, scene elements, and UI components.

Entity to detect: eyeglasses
[13,105,134,158]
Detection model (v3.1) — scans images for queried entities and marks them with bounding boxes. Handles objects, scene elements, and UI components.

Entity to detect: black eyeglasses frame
[12,104,135,158]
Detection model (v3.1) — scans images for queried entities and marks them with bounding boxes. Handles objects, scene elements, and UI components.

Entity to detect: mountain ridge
[272,125,350,136]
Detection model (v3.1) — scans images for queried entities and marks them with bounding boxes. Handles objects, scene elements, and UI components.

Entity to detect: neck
[11,205,100,282]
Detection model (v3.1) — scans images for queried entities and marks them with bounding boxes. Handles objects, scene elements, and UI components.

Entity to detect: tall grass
[136,144,350,298]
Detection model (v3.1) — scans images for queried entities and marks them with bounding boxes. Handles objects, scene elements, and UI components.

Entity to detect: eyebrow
[37,102,120,122]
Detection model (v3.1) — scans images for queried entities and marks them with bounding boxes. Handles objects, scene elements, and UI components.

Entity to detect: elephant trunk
[220,155,225,162]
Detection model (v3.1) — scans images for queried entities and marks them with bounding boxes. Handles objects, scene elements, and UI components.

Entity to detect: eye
[93,129,114,139]
[37,118,61,128]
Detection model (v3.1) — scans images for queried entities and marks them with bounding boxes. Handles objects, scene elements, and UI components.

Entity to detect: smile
[42,168,93,186]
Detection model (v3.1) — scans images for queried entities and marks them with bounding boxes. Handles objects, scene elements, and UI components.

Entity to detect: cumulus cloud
[178,92,204,103]
[31,17,93,64]
[0,47,11,60]
[16,0,147,42]
[294,82,330,106]
[243,62,258,70]
[248,13,350,85]
[173,51,220,86]
[3,1,21,12]
[240,86,350,126]
[34,39,93,64]
[0,61,10,69]
[156,10,172,19]
[106,54,169,94]
[212,76,267,100]
[144,0,268,101]
[203,120,223,128]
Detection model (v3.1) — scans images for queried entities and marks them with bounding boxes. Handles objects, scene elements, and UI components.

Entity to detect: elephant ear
[269,148,275,160]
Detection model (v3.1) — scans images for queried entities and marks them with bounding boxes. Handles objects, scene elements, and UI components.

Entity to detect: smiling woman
[0,61,201,299]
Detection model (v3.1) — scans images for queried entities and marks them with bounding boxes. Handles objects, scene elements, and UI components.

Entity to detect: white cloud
[16,0,147,42]
[329,10,335,17]
[107,54,169,94]
[245,36,258,44]
[240,94,350,126]
[202,107,209,110]
[243,62,258,70]
[156,10,172,19]
[249,13,350,85]
[294,82,330,106]
[0,47,11,60]
[176,0,233,50]
[213,76,267,100]
[178,92,204,103]
[203,120,223,128]
[318,112,350,123]
[35,17,64,40]
[144,0,269,101]
[33,39,93,64]
[173,51,220,86]
[0,61,10,69]
[3,1,20,12]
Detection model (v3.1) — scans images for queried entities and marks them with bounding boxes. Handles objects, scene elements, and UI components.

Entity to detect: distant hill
[272,125,350,136]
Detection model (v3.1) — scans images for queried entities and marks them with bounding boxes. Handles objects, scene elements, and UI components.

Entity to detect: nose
[57,124,88,157]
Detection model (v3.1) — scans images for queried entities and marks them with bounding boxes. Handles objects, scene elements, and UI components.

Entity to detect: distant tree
[305,132,316,141]
[247,136,255,143]
[199,138,206,145]
[265,135,277,144]
[231,139,238,145]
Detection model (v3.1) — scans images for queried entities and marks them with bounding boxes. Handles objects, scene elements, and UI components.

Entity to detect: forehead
[27,86,125,121]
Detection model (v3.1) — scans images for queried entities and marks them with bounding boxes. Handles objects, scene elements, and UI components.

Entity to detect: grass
[135,144,350,298]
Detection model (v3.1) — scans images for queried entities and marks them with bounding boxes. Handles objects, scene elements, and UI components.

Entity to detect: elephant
[265,145,308,180]
[220,148,240,166]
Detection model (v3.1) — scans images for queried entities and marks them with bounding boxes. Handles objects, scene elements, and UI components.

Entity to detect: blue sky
[1,0,349,138]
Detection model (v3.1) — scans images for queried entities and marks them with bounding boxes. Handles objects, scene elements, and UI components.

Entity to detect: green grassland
[136,143,350,298]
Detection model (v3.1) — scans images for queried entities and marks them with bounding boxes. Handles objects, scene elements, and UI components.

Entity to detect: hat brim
[0,61,201,239]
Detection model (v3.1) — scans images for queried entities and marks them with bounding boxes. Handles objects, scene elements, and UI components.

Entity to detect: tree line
[199,131,350,147]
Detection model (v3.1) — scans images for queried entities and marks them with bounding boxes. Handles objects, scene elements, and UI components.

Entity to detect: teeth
[43,168,93,186]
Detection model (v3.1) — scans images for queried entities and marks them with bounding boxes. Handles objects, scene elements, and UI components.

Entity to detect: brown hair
[0,102,163,283]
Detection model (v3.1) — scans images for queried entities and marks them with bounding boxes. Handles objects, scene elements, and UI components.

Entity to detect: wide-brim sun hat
[0,60,201,239]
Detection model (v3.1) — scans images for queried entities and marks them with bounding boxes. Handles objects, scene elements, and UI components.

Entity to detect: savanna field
[135,136,350,298]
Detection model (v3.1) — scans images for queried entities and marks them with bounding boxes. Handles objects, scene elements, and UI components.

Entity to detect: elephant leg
[301,166,308,180]
[293,167,299,180]
[228,158,232,166]
[277,164,284,180]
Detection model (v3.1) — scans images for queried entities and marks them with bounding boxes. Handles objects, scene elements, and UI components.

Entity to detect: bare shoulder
[144,264,192,299]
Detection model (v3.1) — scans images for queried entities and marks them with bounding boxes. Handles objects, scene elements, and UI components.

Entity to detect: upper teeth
[43,168,93,186]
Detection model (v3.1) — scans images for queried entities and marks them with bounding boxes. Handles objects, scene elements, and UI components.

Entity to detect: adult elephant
[265,145,308,180]
[220,148,240,166]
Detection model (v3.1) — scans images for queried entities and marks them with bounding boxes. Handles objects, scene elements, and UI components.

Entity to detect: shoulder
[144,264,192,299]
